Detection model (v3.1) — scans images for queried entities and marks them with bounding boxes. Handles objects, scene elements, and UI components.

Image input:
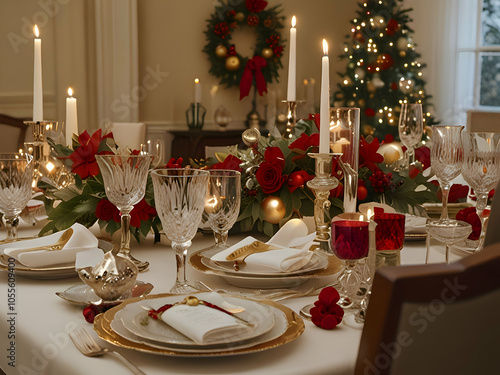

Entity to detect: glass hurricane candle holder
[186,103,206,130]
[329,108,360,213]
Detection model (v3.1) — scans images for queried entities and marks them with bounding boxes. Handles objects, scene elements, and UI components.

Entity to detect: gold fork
[69,327,145,375]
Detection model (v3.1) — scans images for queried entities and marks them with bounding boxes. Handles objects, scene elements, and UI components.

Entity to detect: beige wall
[137,0,358,131]
[0,0,453,153]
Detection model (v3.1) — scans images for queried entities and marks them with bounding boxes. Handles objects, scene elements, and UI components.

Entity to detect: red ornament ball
[391,82,398,91]
[386,18,399,36]
[365,108,376,117]
[377,54,394,70]
[357,185,368,201]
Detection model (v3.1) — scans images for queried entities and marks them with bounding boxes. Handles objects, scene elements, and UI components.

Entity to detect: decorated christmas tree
[333,0,438,140]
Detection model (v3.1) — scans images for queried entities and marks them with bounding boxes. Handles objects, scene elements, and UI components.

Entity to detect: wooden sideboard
[169,129,245,161]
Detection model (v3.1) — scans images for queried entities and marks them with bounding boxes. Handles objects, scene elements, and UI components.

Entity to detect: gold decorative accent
[93,293,305,357]
[225,241,278,262]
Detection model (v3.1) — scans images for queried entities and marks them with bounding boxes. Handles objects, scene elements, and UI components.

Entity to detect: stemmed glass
[203,170,241,249]
[331,220,369,308]
[430,125,465,223]
[398,103,423,169]
[151,169,209,294]
[426,221,472,263]
[95,153,152,271]
[461,132,500,251]
[0,153,34,239]
[141,139,164,168]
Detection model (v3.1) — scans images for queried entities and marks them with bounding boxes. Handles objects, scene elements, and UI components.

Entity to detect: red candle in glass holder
[373,213,405,250]
[331,220,369,260]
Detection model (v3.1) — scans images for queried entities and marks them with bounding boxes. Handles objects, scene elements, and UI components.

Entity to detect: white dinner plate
[0,238,116,279]
[200,249,329,277]
[116,293,274,347]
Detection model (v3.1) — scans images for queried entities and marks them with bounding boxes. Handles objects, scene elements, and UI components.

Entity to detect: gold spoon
[16,228,73,253]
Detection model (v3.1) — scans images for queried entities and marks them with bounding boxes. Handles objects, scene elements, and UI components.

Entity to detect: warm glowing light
[46,161,55,172]
[67,87,73,97]
[323,39,328,55]
[34,25,39,38]
[367,209,373,220]
[291,15,296,28]
[194,78,199,84]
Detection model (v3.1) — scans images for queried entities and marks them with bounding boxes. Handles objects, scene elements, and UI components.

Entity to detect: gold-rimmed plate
[189,251,342,288]
[404,232,427,241]
[0,238,116,279]
[94,293,305,357]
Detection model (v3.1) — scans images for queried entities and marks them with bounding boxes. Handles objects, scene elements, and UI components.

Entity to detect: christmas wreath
[203,0,285,100]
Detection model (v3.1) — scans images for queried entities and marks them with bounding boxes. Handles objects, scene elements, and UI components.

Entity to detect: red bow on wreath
[239,55,268,100]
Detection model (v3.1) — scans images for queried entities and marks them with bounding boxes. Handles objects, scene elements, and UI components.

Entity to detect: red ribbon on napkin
[239,56,268,100]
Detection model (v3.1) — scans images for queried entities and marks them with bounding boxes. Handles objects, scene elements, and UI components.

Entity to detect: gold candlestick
[307,152,339,253]
[283,100,297,140]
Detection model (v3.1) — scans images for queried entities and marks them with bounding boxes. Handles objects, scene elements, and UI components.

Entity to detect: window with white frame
[456,0,500,110]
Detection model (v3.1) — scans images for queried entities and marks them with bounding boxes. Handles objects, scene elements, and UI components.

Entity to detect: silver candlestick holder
[307,152,339,253]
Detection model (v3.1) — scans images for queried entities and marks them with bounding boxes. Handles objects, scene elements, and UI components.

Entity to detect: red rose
[415,146,431,170]
[310,287,344,329]
[456,207,481,240]
[69,129,113,179]
[83,303,116,323]
[287,170,313,193]
[255,162,287,194]
[211,154,243,172]
[365,108,376,117]
[95,199,120,223]
[130,199,157,228]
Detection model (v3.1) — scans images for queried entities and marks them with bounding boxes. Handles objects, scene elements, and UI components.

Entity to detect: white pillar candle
[194,78,202,103]
[319,39,330,154]
[287,16,296,102]
[111,122,146,150]
[65,88,78,147]
[33,25,43,122]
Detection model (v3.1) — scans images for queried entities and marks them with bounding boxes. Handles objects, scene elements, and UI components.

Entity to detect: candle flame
[194,78,200,84]
[34,25,40,38]
[322,39,328,55]
[67,87,73,97]
[291,16,296,28]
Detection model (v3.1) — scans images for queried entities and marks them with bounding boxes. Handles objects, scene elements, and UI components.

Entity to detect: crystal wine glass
[430,125,465,223]
[399,103,423,169]
[0,153,34,239]
[151,168,209,294]
[204,170,241,249]
[95,153,152,271]
[461,132,500,251]
[426,220,472,264]
[331,220,369,308]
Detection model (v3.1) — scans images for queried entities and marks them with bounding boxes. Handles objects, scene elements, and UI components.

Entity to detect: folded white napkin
[160,292,252,344]
[211,219,316,273]
[405,214,427,234]
[2,223,99,267]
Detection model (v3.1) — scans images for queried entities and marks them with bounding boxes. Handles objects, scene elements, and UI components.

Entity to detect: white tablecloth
[0,224,441,375]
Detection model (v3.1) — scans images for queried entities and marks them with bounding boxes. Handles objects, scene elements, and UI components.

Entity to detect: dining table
[0,220,465,375]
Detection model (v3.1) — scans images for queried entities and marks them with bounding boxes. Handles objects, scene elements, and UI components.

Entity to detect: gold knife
[225,240,279,262]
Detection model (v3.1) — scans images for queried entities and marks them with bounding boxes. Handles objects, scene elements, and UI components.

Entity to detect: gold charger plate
[0,238,117,279]
[94,293,305,357]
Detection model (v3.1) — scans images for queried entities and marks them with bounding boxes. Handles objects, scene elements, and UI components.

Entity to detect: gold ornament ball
[399,51,406,57]
[358,99,366,107]
[261,47,273,59]
[242,128,261,147]
[234,12,245,22]
[362,125,374,135]
[225,56,240,71]
[215,45,227,58]
[260,196,286,224]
